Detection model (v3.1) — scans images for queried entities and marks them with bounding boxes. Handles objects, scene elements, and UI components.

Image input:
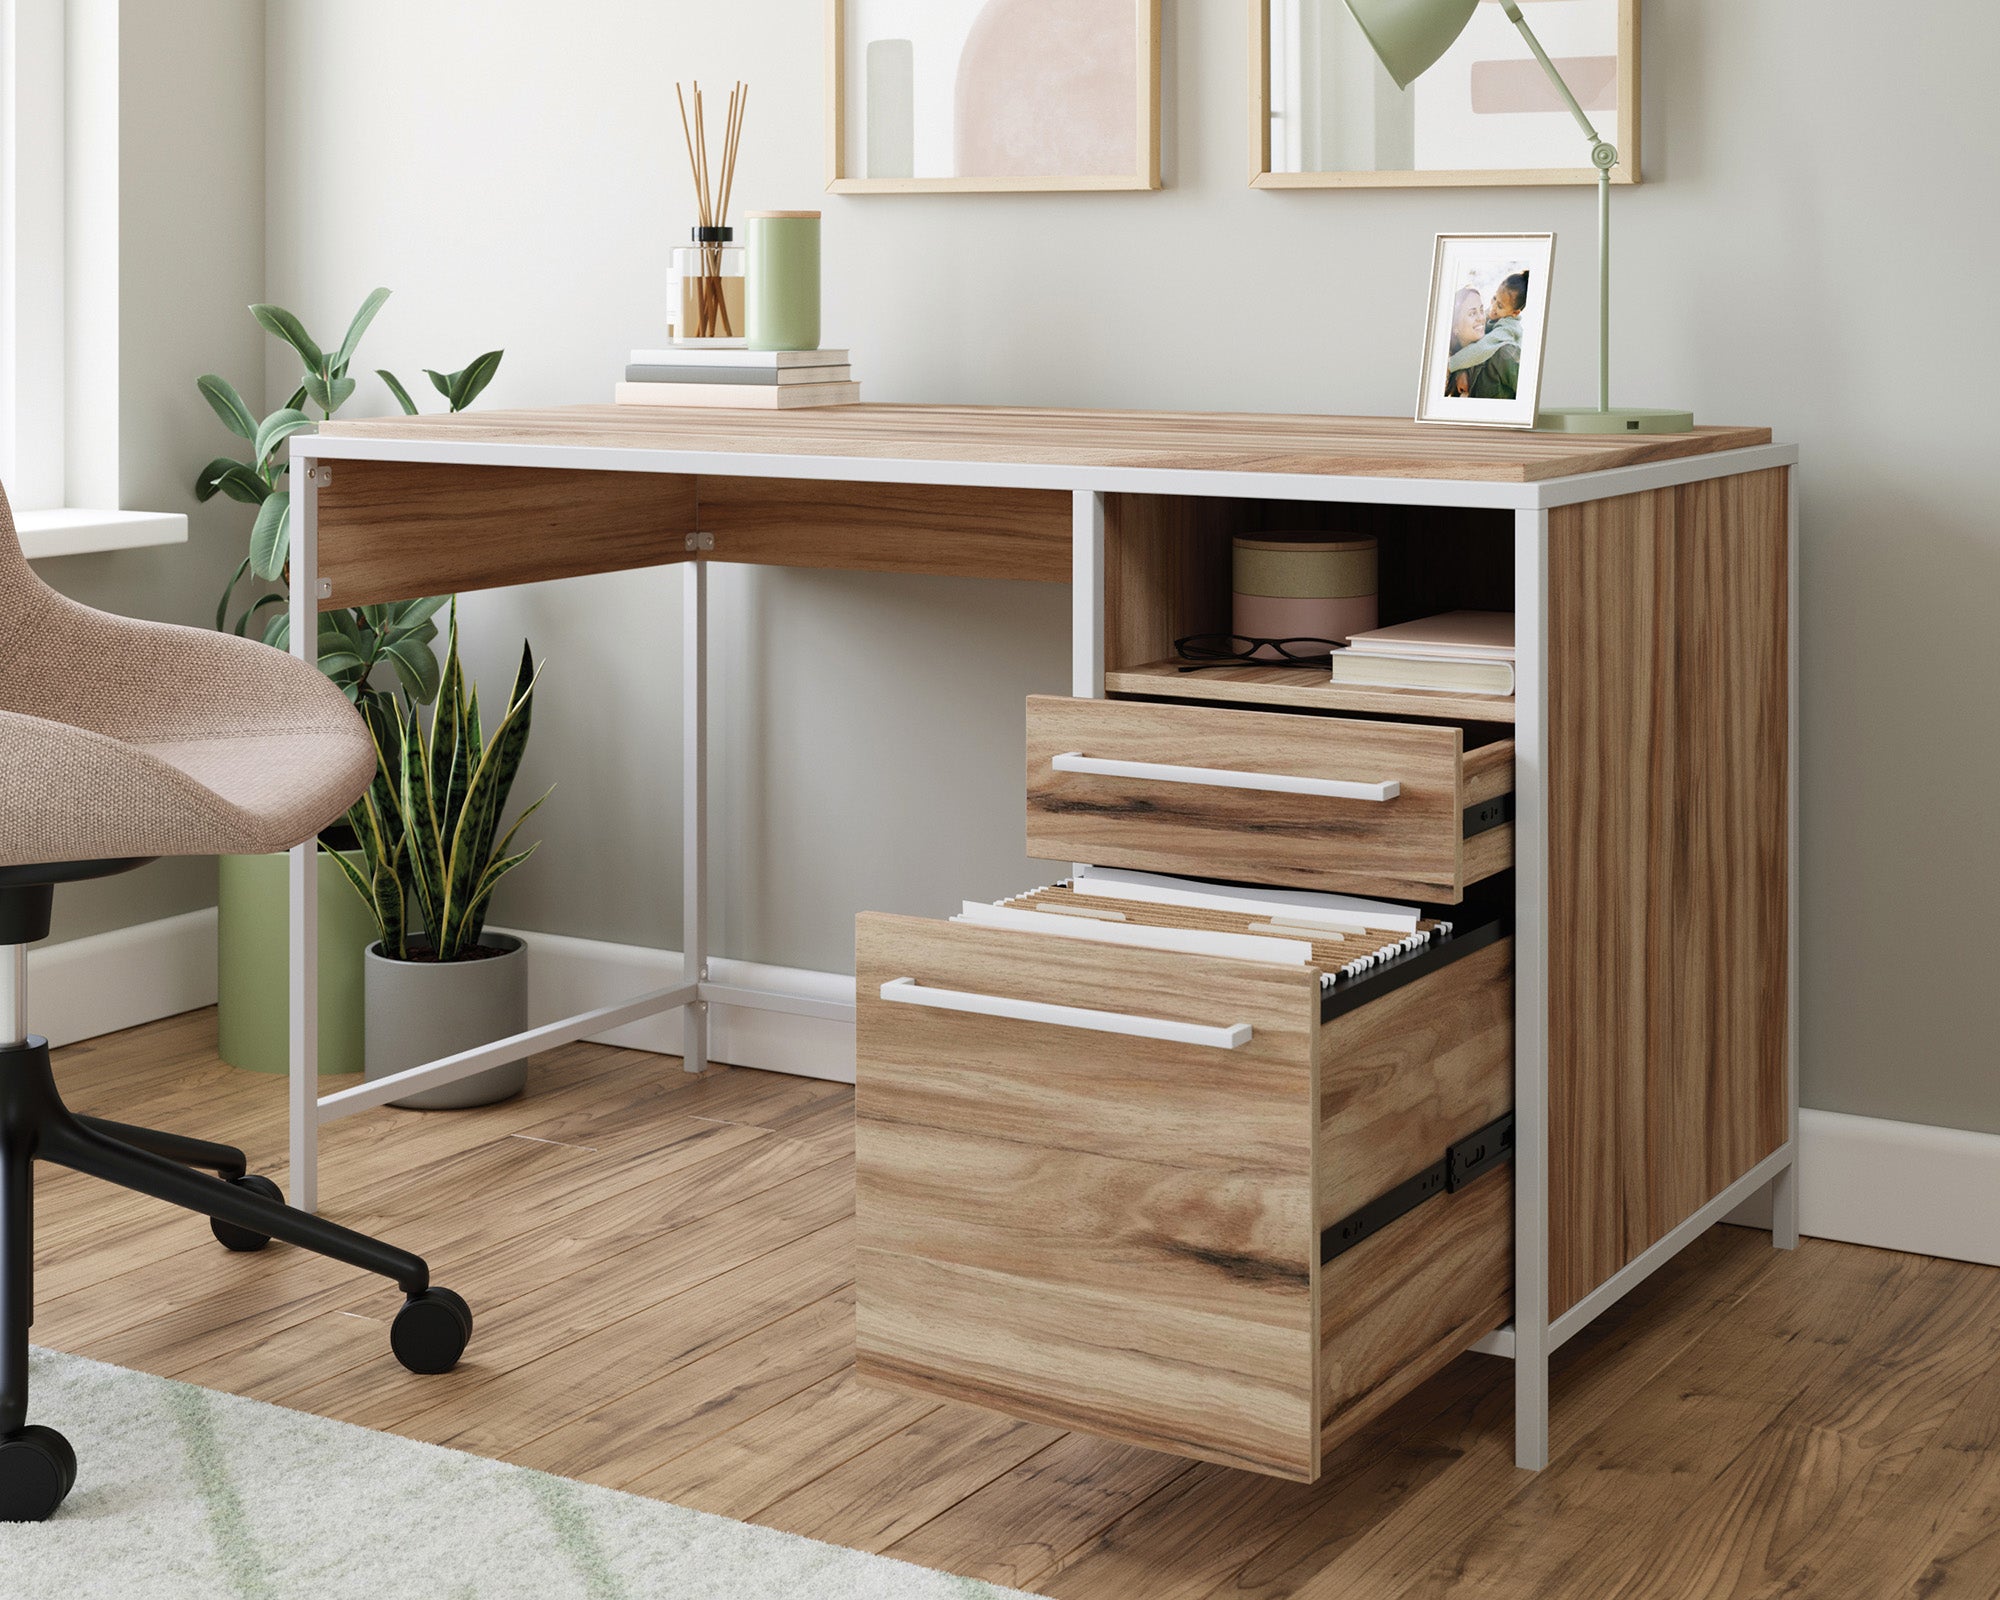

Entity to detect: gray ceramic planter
[363,935,529,1110]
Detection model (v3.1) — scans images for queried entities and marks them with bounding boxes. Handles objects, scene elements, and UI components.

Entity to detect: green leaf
[316,649,367,677]
[252,408,314,469]
[446,349,504,411]
[284,382,310,413]
[391,594,450,630]
[377,370,419,415]
[249,490,291,580]
[195,457,268,505]
[303,371,357,416]
[262,609,290,649]
[215,556,253,631]
[382,635,441,705]
[250,303,327,375]
[332,287,391,375]
[424,368,454,399]
[197,375,258,440]
[230,593,287,638]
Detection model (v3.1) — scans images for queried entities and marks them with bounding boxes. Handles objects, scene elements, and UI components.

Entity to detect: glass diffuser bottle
[672,226,745,344]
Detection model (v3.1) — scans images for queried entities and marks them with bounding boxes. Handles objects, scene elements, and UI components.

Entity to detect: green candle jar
[746,211,821,352]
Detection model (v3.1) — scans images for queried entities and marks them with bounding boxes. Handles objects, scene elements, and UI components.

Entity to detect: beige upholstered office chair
[0,482,470,1522]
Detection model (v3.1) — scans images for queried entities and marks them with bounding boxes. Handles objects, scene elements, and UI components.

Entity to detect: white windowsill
[15,507,189,560]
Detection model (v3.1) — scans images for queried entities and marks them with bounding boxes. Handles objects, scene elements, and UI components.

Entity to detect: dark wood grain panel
[313,457,693,609]
[696,476,1070,582]
[1547,467,1789,1318]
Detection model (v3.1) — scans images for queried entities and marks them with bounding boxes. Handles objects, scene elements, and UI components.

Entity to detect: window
[0,0,182,555]
[0,0,67,510]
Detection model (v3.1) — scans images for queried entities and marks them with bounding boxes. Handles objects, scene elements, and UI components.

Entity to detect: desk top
[320,404,1772,485]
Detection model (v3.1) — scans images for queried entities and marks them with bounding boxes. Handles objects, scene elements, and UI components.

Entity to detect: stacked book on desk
[1330,610,1516,697]
[614,348,859,409]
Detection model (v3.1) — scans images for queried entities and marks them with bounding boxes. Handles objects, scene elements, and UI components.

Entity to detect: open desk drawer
[854,899,1513,1483]
[1025,695,1513,904]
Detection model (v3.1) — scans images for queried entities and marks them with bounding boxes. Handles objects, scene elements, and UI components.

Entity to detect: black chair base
[0,1036,473,1522]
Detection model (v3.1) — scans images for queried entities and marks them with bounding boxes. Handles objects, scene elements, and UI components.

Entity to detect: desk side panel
[1546,467,1790,1318]
[314,459,695,609]
[696,477,1070,581]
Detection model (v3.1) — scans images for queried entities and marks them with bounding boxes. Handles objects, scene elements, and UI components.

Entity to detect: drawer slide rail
[1321,1112,1515,1264]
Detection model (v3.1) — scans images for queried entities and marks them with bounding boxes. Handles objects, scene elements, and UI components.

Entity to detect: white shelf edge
[16,507,189,560]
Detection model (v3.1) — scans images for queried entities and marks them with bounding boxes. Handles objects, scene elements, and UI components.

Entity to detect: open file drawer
[853,886,1513,1482]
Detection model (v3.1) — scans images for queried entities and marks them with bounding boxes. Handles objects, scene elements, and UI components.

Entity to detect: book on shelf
[1330,610,1516,696]
[630,347,849,370]
[1329,651,1516,697]
[613,380,862,410]
[626,363,853,386]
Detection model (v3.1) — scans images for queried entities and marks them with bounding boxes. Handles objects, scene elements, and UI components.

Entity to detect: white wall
[264,0,2000,1136]
[32,0,265,943]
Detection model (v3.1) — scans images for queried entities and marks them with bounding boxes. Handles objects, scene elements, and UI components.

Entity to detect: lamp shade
[1341,0,1479,89]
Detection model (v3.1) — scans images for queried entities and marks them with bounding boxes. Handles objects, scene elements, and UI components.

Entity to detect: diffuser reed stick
[675,80,748,339]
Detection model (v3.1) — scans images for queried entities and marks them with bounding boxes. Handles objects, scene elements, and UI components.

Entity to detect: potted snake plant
[333,609,549,1108]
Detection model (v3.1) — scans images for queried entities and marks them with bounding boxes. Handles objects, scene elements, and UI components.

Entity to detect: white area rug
[0,1348,1043,1599]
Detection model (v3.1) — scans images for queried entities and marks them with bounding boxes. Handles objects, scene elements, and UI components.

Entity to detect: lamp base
[1536,406,1695,435]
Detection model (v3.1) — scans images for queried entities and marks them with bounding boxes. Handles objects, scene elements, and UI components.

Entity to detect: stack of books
[1329,610,1516,697]
[614,348,859,410]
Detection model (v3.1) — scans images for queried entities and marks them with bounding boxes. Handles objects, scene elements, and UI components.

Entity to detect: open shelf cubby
[1101,493,1518,725]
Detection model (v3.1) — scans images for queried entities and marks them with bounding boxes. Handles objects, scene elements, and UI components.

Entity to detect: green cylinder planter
[216,850,375,1076]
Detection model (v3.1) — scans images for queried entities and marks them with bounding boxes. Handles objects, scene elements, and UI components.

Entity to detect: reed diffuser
[671,80,748,344]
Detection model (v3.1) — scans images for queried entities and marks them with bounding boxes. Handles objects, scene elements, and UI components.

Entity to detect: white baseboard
[498,927,856,1084]
[28,908,218,1048]
[1725,1108,2000,1269]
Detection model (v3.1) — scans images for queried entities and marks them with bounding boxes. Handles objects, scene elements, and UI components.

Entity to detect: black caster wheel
[0,1425,76,1522]
[211,1173,286,1252]
[392,1286,473,1375]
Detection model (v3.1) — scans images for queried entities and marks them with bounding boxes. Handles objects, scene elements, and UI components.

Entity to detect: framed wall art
[1249,0,1639,189]
[827,0,1161,193]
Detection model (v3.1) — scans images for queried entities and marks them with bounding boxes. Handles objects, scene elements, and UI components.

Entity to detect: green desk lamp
[1343,0,1692,434]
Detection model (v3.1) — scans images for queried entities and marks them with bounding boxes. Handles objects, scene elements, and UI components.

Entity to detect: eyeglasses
[1173,634,1341,671]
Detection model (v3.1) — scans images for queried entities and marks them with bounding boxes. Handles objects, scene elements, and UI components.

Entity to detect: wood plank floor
[31,1011,2000,1599]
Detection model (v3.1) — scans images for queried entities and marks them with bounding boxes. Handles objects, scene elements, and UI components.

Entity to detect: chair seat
[0,484,380,868]
[0,713,375,866]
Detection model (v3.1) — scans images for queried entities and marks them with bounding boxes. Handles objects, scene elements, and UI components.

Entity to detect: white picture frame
[1416,232,1556,430]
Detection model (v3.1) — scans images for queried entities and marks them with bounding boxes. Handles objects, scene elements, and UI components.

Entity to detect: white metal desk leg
[1072,491,1104,699]
[682,557,709,1073]
[1512,508,1551,1470]
[288,457,324,1214]
[1773,463,1802,1251]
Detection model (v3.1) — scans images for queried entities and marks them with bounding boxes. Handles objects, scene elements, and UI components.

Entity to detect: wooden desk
[288,405,1796,1473]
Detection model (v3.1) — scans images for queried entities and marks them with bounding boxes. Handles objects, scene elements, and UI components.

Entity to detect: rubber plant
[193,288,504,714]
[333,606,549,963]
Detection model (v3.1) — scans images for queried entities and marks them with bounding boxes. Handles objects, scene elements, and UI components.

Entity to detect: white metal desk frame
[285,431,1801,1473]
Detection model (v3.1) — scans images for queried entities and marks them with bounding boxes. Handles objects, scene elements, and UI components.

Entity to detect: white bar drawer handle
[879,977,1252,1050]
[1051,752,1399,803]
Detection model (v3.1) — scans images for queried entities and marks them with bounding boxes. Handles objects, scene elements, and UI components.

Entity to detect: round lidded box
[1232,535,1378,655]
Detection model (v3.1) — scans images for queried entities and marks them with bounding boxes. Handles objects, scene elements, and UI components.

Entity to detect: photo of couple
[1418,233,1554,428]
[1442,268,1531,401]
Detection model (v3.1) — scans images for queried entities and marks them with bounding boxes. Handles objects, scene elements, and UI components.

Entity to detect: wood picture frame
[826,0,1161,193]
[1248,0,1640,189]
